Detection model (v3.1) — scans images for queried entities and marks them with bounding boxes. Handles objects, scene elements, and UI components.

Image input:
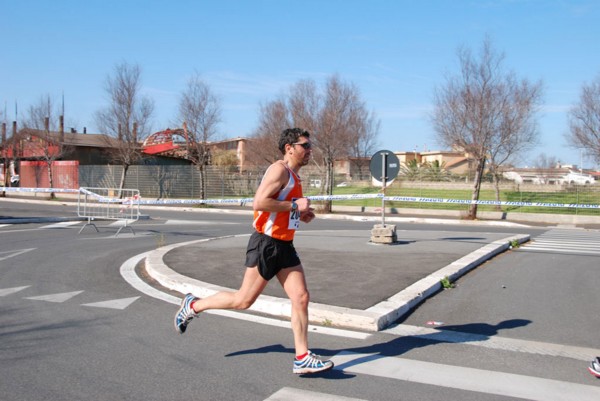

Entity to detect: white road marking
[120,252,181,304]
[332,351,600,401]
[264,387,367,401]
[24,290,84,303]
[108,220,135,226]
[0,285,31,296]
[0,248,36,261]
[383,324,600,361]
[119,252,371,340]
[41,221,81,229]
[165,219,239,225]
[521,246,600,255]
[521,228,600,255]
[82,296,140,310]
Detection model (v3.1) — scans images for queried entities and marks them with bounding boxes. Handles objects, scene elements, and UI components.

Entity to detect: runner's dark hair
[278,128,310,154]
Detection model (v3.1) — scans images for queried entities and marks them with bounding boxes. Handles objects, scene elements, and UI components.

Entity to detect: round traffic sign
[369,150,400,183]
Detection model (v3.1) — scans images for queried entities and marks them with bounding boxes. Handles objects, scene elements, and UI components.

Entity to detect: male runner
[174,128,334,374]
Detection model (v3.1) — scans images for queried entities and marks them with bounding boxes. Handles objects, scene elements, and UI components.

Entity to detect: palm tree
[401,159,422,181]
[423,160,450,181]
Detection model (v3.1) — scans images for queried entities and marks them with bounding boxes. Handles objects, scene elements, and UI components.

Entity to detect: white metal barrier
[77,187,141,235]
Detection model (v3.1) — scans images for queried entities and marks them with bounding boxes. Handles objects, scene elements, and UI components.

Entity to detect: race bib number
[288,208,300,230]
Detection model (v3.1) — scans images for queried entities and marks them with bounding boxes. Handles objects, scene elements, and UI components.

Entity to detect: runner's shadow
[225,344,356,379]
[224,319,530,379]
[334,318,532,372]
[225,343,289,357]
[438,318,531,336]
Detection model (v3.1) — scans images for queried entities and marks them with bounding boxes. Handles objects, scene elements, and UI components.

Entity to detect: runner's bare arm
[253,163,310,213]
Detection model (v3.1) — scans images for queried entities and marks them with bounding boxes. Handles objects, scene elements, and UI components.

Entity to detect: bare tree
[532,153,558,184]
[18,95,75,198]
[567,73,600,165]
[348,106,380,180]
[533,153,558,169]
[21,94,60,131]
[176,72,221,199]
[19,118,72,198]
[252,75,378,211]
[1,106,13,191]
[288,79,326,184]
[95,62,154,193]
[432,37,543,218]
[1,121,8,192]
[486,79,542,208]
[317,76,362,204]
[247,97,291,168]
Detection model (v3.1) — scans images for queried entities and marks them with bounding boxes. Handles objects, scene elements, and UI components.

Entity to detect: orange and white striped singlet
[253,162,303,241]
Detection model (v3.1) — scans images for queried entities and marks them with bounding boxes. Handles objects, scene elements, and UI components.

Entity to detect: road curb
[0,216,86,224]
[144,233,530,331]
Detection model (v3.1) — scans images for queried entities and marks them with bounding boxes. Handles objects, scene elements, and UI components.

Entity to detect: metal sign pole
[381,152,387,226]
[369,149,399,244]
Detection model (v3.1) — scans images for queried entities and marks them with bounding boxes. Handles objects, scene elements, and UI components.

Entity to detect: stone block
[370,224,397,244]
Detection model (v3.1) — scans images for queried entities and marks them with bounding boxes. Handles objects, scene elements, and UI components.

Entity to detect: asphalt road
[1,199,600,400]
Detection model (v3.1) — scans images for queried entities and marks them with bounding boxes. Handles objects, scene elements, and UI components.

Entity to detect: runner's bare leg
[192,266,268,312]
[277,265,309,356]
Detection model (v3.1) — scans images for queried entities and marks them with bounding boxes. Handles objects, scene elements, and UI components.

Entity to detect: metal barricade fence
[77,187,141,235]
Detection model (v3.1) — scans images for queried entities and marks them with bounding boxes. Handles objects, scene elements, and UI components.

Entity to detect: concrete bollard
[371,224,397,244]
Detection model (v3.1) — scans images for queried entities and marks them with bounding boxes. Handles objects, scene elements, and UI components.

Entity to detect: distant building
[503,167,596,185]
[206,137,249,171]
[1,128,190,188]
[416,150,470,175]
[140,129,250,171]
[332,150,472,181]
[2,128,120,164]
[333,156,371,180]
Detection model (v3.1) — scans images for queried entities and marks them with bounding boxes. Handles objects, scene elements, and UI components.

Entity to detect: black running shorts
[245,231,301,281]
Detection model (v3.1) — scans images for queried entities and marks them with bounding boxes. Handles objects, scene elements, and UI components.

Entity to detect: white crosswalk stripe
[264,387,367,401]
[4,281,598,400]
[331,351,600,401]
[384,324,599,361]
[519,228,600,255]
[266,347,600,401]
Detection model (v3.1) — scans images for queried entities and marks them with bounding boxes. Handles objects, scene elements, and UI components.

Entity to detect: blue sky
[2,0,599,168]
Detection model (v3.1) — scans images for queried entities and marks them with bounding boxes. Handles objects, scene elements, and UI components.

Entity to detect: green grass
[304,184,600,216]
[440,276,455,289]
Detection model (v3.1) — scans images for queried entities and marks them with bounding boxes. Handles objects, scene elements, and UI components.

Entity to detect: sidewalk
[145,222,530,331]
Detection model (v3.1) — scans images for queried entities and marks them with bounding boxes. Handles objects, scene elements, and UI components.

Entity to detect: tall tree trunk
[47,161,55,199]
[468,157,486,219]
[325,158,334,213]
[1,123,7,196]
[118,164,129,198]
[493,172,502,211]
[199,165,206,200]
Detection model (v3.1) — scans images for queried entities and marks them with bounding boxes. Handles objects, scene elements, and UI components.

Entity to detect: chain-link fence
[79,165,261,199]
[377,180,600,216]
[76,165,600,216]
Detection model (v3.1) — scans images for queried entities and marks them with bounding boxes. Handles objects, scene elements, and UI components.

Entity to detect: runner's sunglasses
[293,142,312,150]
